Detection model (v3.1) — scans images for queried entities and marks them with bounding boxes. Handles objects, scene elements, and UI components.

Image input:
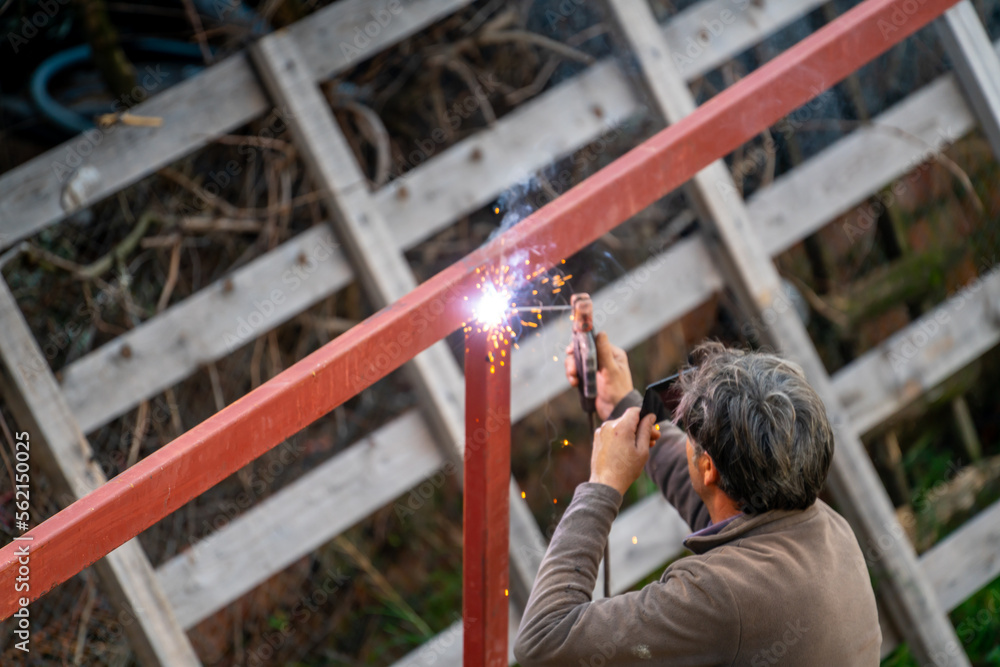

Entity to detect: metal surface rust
[0,0,961,616]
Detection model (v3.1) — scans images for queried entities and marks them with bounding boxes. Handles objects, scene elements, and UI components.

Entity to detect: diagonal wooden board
[247,31,547,609]
[0,281,200,666]
[603,0,969,663]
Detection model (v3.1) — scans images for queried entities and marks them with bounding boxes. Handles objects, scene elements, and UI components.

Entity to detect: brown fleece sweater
[514,392,881,666]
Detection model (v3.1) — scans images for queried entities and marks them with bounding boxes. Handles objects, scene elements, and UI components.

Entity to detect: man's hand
[565,332,635,420]
[589,407,657,495]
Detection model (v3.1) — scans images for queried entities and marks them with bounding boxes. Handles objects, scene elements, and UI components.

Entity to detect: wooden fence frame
[1,0,999,663]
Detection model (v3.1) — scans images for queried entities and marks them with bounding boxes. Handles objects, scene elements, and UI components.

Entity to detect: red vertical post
[464,329,511,666]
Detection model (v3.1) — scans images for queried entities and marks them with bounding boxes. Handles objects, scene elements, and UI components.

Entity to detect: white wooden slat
[880,498,1000,655]
[747,73,976,257]
[157,412,443,628]
[665,0,828,80]
[0,54,265,250]
[834,266,1000,437]
[935,0,1000,158]
[923,498,1000,612]
[61,225,348,434]
[0,281,200,666]
[606,0,967,662]
[0,0,474,250]
[248,30,464,468]
[391,605,523,667]
[378,59,641,250]
[290,0,474,84]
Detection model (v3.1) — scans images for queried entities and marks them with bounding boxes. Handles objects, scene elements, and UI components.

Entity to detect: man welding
[514,333,881,665]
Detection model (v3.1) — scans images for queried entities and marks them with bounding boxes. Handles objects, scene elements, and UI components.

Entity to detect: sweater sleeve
[608,390,642,420]
[609,392,710,532]
[645,422,711,532]
[513,484,740,666]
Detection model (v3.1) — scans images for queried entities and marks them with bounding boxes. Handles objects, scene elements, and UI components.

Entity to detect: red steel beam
[0,0,960,616]
[463,330,511,665]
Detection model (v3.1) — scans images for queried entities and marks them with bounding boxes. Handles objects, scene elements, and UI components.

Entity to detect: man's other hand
[564,332,635,420]
[589,408,656,495]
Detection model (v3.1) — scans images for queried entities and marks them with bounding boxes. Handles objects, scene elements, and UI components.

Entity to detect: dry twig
[127,400,149,469]
[95,112,163,128]
[72,576,98,665]
[180,0,213,65]
[479,29,595,65]
[207,362,226,412]
[156,235,182,312]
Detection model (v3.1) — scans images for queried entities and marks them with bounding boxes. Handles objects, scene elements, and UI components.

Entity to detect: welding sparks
[462,258,576,353]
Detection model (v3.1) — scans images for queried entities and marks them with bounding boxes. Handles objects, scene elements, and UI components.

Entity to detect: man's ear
[700,452,721,487]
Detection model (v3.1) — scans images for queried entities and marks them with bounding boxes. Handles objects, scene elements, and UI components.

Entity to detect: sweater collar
[688,512,742,539]
[683,503,819,554]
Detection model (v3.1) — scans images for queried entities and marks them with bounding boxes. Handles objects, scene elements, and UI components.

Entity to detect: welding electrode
[570,293,611,598]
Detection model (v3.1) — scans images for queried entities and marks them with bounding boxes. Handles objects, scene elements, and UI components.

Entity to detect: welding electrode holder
[570,294,598,414]
[570,294,611,598]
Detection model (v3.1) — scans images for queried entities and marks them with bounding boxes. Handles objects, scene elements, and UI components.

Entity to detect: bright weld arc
[463,259,571,349]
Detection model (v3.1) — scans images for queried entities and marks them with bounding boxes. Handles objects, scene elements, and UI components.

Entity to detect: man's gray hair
[675,342,834,515]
